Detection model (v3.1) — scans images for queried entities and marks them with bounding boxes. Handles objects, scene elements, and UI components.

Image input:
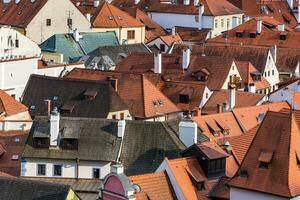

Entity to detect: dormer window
[33,126,50,148]
[239,169,248,177]
[83,89,98,100]
[60,102,75,113]
[258,151,273,169]
[206,120,221,137]
[60,128,79,150]
[179,94,189,104]
[235,30,243,37]
[280,32,287,40]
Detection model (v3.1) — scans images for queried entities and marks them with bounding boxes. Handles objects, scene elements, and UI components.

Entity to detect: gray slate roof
[22,75,128,118]
[84,43,152,69]
[0,176,73,200]
[23,117,121,162]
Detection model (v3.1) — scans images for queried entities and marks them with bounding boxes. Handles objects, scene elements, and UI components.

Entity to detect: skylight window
[11,155,19,160]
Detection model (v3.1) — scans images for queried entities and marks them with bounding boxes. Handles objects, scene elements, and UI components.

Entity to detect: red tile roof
[129,171,175,200]
[0,0,48,27]
[72,0,144,28]
[0,130,28,177]
[175,26,211,43]
[64,68,180,119]
[0,90,28,117]
[229,110,300,198]
[202,90,264,114]
[232,101,290,132]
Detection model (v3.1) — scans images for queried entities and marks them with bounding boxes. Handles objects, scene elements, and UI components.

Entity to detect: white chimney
[134,0,140,5]
[3,0,11,3]
[244,16,250,22]
[257,19,262,34]
[183,0,190,5]
[94,0,100,7]
[50,108,60,147]
[232,17,239,28]
[182,48,191,70]
[198,4,204,30]
[194,0,199,6]
[249,83,256,93]
[270,45,277,63]
[85,13,91,22]
[73,28,83,42]
[179,119,197,147]
[15,0,20,4]
[229,86,236,110]
[154,53,162,74]
[117,120,126,138]
[298,4,300,23]
[287,0,293,9]
[172,26,176,36]
[277,24,285,32]
[111,164,124,174]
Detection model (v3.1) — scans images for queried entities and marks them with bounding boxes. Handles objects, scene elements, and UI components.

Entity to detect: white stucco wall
[147,38,168,53]
[221,61,241,89]
[263,51,280,91]
[0,120,32,131]
[21,158,111,179]
[107,110,132,120]
[0,26,41,58]
[199,86,213,108]
[230,187,300,200]
[26,0,91,44]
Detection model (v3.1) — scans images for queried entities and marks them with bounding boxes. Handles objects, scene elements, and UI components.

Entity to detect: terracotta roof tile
[0,0,48,27]
[232,101,290,131]
[65,68,179,119]
[202,90,264,114]
[0,90,28,117]
[175,26,211,43]
[129,171,175,200]
[229,110,300,197]
[72,0,144,28]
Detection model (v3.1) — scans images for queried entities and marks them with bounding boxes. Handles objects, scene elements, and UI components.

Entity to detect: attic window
[216,119,230,135]
[108,16,113,20]
[206,120,221,137]
[185,166,205,191]
[117,16,122,20]
[235,30,243,38]
[84,89,98,99]
[249,31,256,38]
[153,99,164,107]
[11,155,19,160]
[179,94,189,104]
[239,169,248,177]
[61,102,75,113]
[258,151,273,169]
[280,32,287,40]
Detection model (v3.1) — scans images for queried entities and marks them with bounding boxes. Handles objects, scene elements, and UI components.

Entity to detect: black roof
[23,117,122,162]
[22,75,128,118]
[0,176,74,200]
[23,117,210,175]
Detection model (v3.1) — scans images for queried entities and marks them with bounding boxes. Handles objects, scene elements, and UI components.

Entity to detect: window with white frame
[37,164,46,176]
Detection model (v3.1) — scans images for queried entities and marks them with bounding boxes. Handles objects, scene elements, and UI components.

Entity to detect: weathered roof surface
[232,101,290,132]
[129,171,176,200]
[150,34,183,47]
[161,80,207,111]
[23,177,100,199]
[196,141,228,160]
[65,69,180,119]
[86,43,151,67]
[148,0,243,16]
[227,0,298,28]
[40,32,119,63]
[175,26,211,43]
[193,112,244,141]
[0,90,28,117]
[202,90,264,114]
[229,110,300,198]
[0,131,29,177]
[208,176,231,199]
[72,0,144,28]
[23,117,122,162]
[0,0,48,27]
[112,0,159,10]
[120,120,186,175]
[0,176,73,200]
[22,75,128,119]
[164,156,218,200]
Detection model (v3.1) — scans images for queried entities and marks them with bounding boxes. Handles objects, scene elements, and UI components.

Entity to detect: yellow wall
[212,14,244,37]
[66,189,80,200]
[92,26,145,44]
[42,52,64,63]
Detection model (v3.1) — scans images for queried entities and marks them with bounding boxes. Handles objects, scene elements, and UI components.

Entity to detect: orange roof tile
[229,110,300,197]
[166,156,218,200]
[73,0,144,28]
[232,101,290,131]
[129,171,175,200]
[64,68,179,119]
[0,90,28,117]
[158,34,183,46]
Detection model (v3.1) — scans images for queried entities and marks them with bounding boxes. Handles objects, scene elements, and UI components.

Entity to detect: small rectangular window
[272,70,274,76]
[221,19,224,28]
[15,39,19,48]
[179,94,189,104]
[93,168,100,179]
[46,19,51,26]
[53,165,62,176]
[160,44,165,52]
[67,18,72,27]
[127,30,135,39]
[37,164,46,176]
[214,19,218,28]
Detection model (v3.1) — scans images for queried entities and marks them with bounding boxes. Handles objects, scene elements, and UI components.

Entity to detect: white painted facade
[221,61,242,90]
[262,51,280,92]
[0,26,40,58]
[0,120,32,131]
[25,0,91,44]
[148,12,243,38]
[147,37,170,53]
[230,187,300,200]
[21,158,111,180]
[199,86,213,108]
